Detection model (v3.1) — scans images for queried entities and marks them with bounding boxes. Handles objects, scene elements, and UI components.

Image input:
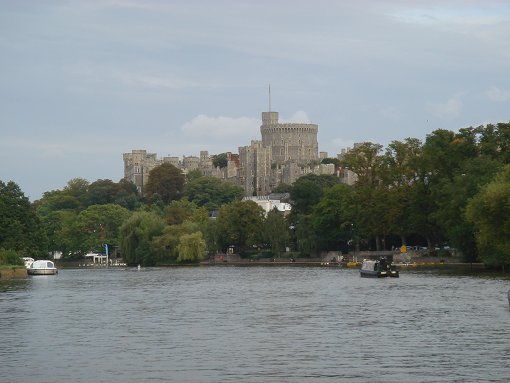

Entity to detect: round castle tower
[260,111,319,165]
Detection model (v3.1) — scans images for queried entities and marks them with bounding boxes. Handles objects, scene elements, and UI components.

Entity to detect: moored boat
[27,260,58,275]
[360,259,388,278]
[360,257,399,278]
[22,257,34,268]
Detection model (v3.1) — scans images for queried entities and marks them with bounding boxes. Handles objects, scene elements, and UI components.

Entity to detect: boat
[22,257,34,268]
[360,257,399,278]
[27,260,58,275]
[360,259,388,278]
[388,264,399,278]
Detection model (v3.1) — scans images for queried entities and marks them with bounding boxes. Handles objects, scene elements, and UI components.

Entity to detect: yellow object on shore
[346,261,359,268]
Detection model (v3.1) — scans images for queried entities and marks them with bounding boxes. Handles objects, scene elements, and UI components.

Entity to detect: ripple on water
[1,267,510,382]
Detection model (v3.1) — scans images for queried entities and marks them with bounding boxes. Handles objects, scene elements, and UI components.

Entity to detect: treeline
[1,123,510,268]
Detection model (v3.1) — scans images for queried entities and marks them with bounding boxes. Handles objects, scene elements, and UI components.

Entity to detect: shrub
[0,248,24,266]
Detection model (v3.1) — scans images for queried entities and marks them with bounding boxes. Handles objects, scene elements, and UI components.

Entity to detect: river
[1,266,509,382]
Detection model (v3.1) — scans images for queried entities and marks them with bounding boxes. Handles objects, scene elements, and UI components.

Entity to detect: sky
[1,0,510,200]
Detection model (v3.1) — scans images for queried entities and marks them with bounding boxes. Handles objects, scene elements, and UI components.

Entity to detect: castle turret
[260,109,318,166]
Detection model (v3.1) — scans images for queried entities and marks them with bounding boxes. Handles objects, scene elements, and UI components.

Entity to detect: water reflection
[1,267,509,382]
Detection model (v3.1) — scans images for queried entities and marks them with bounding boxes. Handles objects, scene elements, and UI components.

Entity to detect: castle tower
[260,110,319,166]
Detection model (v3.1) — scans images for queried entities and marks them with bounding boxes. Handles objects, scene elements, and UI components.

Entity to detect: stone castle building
[123,106,340,197]
[238,109,334,196]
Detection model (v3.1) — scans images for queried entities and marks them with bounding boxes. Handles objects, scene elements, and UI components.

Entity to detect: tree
[63,178,90,208]
[321,157,340,167]
[212,153,228,168]
[163,199,208,226]
[262,209,289,256]
[186,169,203,183]
[177,232,206,262]
[113,179,141,210]
[289,174,340,216]
[145,163,185,204]
[310,183,356,252]
[120,211,165,266]
[184,176,244,210]
[86,179,141,210]
[272,183,292,193]
[0,180,48,258]
[339,142,383,185]
[466,164,510,269]
[86,179,117,206]
[41,210,81,259]
[380,138,423,245]
[151,221,201,263]
[215,200,265,255]
[75,204,131,253]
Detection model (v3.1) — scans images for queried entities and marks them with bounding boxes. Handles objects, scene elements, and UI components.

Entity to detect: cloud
[485,86,510,102]
[180,115,260,139]
[280,111,311,123]
[426,95,463,118]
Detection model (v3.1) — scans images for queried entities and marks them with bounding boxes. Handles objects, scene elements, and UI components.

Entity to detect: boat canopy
[30,260,55,269]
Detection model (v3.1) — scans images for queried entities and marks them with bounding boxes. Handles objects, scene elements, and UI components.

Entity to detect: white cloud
[426,95,463,118]
[485,86,510,102]
[180,115,260,139]
[280,111,311,123]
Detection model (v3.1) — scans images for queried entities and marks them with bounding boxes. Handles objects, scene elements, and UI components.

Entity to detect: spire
[269,83,271,112]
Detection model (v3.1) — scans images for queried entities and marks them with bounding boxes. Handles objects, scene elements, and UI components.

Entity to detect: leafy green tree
[63,178,90,208]
[151,223,195,263]
[340,142,383,185]
[310,183,356,252]
[177,232,206,262]
[477,123,510,164]
[293,214,318,256]
[380,138,423,245]
[35,190,81,214]
[86,179,117,206]
[75,204,131,253]
[466,164,510,269]
[262,209,290,256]
[0,248,24,266]
[0,180,48,258]
[215,200,265,255]
[321,157,340,167]
[112,179,141,210]
[163,199,208,226]
[184,176,244,210]
[145,163,185,204]
[212,153,228,168]
[289,174,340,216]
[431,156,502,261]
[41,210,80,259]
[186,169,203,183]
[120,211,165,266]
[272,183,292,193]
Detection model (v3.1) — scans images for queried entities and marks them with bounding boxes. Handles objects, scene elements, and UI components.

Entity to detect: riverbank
[0,266,27,279]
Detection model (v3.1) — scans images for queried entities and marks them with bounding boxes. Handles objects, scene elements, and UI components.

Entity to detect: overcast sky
[1,0,509,200]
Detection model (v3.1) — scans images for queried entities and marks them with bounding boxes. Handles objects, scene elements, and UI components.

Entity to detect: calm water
[1,266,510,383]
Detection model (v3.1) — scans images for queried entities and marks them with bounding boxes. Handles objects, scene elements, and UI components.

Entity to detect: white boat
[27,260,58,275]
[22,257,34,268]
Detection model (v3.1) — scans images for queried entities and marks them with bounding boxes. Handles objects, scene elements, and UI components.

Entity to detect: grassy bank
[0,265,27,279]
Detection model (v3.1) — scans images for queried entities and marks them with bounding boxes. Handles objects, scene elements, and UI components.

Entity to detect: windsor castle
[123,107,354,197]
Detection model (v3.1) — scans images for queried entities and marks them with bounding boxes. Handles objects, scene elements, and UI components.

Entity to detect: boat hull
[360,270,388,278]
[27,268,57,275]
[389,270,399,278]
